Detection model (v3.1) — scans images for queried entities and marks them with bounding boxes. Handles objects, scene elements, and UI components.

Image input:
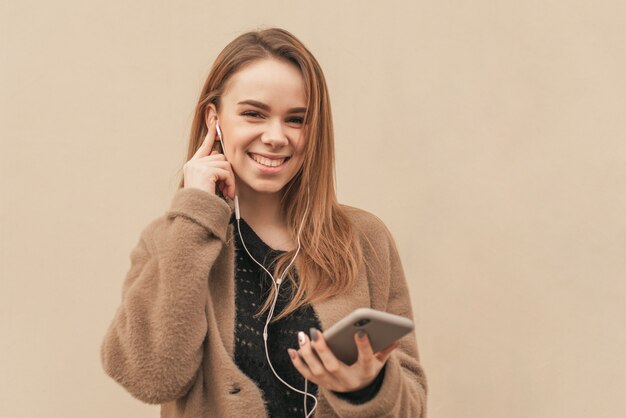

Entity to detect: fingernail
[357,330,366,339]
[288,349,296,360]
[309,328,318,342]
[298,331,306,346]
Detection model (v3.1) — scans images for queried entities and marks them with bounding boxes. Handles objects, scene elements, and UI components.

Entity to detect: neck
[236,181,287,229]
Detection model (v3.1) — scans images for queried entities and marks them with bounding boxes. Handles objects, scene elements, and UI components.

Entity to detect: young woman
[100,27,427,417]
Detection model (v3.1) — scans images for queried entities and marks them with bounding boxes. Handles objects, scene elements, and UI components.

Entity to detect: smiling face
[206,58,308,197]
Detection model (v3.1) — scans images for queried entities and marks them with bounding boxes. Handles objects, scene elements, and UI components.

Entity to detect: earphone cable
[235,187,316,417]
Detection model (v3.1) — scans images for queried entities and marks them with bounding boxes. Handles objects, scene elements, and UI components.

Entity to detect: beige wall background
[2,1,625,417]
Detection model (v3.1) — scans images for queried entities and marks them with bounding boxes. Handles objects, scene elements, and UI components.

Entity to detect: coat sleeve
[319,217,428,417]
[100,188,232,404]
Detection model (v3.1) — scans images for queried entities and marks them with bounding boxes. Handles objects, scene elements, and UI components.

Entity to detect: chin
[238,171,299,195]
[237,175,284,194]
[251,183,287,194]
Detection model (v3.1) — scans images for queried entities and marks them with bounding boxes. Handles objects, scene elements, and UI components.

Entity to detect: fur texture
[100,187,427,417]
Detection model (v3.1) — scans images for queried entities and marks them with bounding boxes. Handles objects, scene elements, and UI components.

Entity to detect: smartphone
[298,307,414,365]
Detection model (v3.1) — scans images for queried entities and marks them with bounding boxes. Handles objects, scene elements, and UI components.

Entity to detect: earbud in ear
[215,120,223,141]
[214,120,227,162]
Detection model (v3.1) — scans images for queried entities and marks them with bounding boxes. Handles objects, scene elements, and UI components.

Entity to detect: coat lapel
[311,260,372,331]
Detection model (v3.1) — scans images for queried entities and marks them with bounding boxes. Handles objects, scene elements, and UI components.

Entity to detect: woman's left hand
[287,328,400,392]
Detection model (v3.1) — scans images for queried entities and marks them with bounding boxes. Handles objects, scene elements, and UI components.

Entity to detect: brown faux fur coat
[100,187,427,417]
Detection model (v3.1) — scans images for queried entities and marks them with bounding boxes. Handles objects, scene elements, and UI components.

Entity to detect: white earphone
[214,121,240,217]
[215,119,317,417]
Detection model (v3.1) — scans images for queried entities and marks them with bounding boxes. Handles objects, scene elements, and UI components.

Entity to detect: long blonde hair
[178,27,362,322]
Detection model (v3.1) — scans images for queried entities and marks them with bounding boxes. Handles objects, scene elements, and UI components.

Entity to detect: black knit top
[230,215,385,417]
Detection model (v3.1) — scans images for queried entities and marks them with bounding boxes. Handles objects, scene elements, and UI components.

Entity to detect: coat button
[229,384,241,394]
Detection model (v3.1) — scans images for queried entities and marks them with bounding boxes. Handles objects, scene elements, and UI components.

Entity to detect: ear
[204,103,218,127]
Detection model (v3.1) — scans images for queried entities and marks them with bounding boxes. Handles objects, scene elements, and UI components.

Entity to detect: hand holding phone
[299,307,414,365]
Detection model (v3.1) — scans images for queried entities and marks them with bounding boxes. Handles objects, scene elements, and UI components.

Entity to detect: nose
[260,119,289,148]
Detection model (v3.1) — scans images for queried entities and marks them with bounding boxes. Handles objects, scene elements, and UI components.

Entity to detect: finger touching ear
[205,104,218,127]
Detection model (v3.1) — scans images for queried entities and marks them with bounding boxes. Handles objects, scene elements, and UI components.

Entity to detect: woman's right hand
[183,118,236,199]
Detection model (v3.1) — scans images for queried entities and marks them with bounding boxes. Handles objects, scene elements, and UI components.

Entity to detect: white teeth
[250,153,287,167]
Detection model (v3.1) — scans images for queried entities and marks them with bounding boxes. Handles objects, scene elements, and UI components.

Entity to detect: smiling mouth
[247,152,290,167]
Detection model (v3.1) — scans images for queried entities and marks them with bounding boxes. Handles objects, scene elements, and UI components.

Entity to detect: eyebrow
[237,99,306,114]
